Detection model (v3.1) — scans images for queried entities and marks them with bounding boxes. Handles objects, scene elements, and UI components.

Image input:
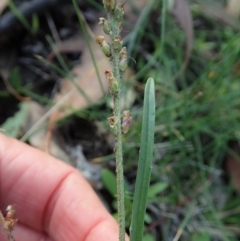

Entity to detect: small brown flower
[5,205,17,231]
[103,0,117,13]
[108,116,117,128]
[121,110,132,134]
[99,18,112,35]
[114,3,125,22]
[105,70,119,96]
[119,47,128,72]
[113,36,122,52]
[96,35,111,57]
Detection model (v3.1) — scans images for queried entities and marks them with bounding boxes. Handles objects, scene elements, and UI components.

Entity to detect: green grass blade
[1,102,28,138]
[72,0,105,95]
[130,78,155,241]
[8,0,32,33]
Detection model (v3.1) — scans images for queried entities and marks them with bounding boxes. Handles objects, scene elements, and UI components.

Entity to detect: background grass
[120,1,240,240]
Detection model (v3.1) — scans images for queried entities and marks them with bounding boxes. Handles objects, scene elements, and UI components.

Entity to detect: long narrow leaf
[130,78,155,241]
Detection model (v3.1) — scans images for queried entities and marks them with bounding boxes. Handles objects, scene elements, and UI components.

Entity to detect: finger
[0,134,121,241]
[4,221,128,241]
[1,223,53,241]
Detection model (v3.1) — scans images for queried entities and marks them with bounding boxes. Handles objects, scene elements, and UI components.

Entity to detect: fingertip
[84,218,129,241]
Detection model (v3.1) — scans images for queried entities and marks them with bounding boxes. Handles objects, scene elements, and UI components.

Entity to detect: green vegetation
[1,0,240,240]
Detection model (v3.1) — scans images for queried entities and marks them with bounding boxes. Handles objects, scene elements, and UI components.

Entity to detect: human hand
[0,134,126,241]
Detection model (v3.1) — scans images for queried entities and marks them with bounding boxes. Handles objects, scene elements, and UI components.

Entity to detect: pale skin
[0,134,128,241]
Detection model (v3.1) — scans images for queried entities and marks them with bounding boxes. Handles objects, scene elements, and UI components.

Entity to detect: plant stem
[108,12,126,241]
[98,2,126,240]
[114,92,125,241]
